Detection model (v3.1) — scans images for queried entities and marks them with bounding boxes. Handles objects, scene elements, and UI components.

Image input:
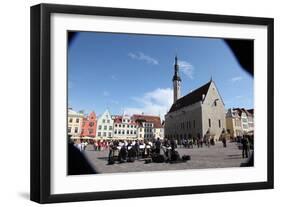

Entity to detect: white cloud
[124,88,173,120]
[231,76,243,82]
[178,60,194,79]
[128,52,159,65]
[103,91,110,97]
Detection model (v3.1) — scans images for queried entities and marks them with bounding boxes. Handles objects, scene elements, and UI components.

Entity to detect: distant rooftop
[132,114,162,128]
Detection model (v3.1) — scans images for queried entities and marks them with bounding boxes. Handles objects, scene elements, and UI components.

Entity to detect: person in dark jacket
[241,136,250,158]
[155,138,161,154]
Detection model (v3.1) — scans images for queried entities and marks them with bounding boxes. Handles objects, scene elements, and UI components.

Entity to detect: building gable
[168,81,212,113]
[202,81,225,107]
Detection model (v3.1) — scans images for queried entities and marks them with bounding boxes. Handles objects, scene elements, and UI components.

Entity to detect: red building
[80,112,97,137]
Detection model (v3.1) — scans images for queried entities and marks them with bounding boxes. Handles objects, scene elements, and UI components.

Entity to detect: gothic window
[209,119,211,127]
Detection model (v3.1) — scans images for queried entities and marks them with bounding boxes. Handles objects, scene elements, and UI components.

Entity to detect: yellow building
[67,108,84,138]
[226,108,254,139]
[226,109,243,139]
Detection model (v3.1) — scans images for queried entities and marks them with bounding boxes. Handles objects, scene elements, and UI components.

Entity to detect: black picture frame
[30,3,274,204]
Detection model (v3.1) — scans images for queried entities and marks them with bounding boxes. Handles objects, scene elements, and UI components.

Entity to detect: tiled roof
[233,108,254,117]
[113,117,122,123]
[247,109,254,115]
[113,115,138,125]
[168,81,212,113]
[132,114,162,128]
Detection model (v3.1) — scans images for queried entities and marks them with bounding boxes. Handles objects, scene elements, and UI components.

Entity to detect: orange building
[80,112,97,137]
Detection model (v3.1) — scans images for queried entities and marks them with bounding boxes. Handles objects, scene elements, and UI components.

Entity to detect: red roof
[132,114,162,128]
[113,116,138,125]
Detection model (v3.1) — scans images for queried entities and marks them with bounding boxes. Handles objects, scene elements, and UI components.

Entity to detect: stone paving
[82,141,251,174]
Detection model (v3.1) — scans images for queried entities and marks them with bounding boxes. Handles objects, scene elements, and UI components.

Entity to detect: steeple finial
[174,55,179,72]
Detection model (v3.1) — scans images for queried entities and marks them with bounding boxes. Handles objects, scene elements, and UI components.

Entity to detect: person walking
[241,136,249,158]
[199,136,203,148]
[155,138,161,154]
[222,136,227,148]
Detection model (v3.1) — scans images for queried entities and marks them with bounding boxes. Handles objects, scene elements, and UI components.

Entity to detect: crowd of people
[73,140,88,151]
[179,136,216,148]
[107,138,190,164]
[71,134,253,164]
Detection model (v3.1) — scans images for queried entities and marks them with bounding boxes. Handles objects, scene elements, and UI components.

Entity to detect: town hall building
[164,56,226,141]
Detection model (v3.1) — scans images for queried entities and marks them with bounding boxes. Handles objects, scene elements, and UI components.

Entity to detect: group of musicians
[108,138,178,163]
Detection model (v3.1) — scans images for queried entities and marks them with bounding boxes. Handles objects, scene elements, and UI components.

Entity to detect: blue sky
[68,32,253,119]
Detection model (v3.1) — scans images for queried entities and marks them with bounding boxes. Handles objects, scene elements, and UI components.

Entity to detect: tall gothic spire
[173,55,181,82]
[173,55,181,103]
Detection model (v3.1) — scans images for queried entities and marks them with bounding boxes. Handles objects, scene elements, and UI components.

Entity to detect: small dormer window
[202,94,205,100]
[214,98,219,106]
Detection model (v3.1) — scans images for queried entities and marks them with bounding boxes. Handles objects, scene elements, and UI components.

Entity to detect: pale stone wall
[165,102,202,139]
[201,82,226,141]
[165,81,226,141]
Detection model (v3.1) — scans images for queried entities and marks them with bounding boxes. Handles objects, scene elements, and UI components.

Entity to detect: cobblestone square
[82,141,251,174]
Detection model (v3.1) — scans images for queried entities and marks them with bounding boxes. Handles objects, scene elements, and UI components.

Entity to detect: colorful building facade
[80,111,97,137]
